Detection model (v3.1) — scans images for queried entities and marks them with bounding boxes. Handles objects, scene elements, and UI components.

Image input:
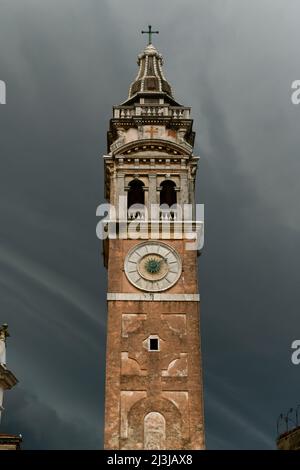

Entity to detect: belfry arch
[127,179,145,209]
[160,180,177,207]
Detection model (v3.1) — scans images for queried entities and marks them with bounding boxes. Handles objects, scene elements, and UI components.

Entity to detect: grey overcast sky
[0,0,300,449]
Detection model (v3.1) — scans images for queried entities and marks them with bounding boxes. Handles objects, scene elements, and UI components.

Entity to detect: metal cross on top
[141,25,159,45]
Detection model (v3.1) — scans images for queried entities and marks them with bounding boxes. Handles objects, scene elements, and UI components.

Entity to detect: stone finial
[0,324,10,342]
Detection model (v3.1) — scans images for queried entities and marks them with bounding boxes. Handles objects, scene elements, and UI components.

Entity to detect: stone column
[116,172,126,219]
[180,172,189,205]
[148,174,157,218]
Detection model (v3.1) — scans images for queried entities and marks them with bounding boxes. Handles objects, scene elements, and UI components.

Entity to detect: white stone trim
[141,55,148,92]
[107,293,200,301]
[153,56,162,92]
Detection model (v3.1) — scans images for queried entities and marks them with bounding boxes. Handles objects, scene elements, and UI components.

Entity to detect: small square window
[149,337,159,351]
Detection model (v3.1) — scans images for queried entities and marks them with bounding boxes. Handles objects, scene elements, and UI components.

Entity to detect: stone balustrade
[113,105,191,119]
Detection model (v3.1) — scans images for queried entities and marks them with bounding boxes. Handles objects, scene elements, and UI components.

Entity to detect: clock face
[124,242,182,292]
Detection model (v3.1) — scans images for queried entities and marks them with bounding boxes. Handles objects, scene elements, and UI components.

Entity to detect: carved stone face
[117,128,125,138]
[124,242,182,292]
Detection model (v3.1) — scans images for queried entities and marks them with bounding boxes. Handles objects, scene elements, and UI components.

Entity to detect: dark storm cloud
[197,83,300,448]
[3,388,101,449]
[0,0,299,449]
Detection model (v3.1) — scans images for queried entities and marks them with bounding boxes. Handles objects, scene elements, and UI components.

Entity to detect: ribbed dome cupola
[128,43,173,99]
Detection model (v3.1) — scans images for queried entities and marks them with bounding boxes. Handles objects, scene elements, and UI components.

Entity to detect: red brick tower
[102,35,205,450]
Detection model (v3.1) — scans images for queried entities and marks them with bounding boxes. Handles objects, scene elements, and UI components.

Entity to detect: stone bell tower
[102,29,205,450]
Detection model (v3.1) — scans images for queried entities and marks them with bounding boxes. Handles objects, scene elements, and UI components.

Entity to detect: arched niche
[144,412,166,450]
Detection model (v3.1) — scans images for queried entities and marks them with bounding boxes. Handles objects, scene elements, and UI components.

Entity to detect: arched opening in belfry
[160,180,177,207]
[127,179,145,209]
[144,412,166,450]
